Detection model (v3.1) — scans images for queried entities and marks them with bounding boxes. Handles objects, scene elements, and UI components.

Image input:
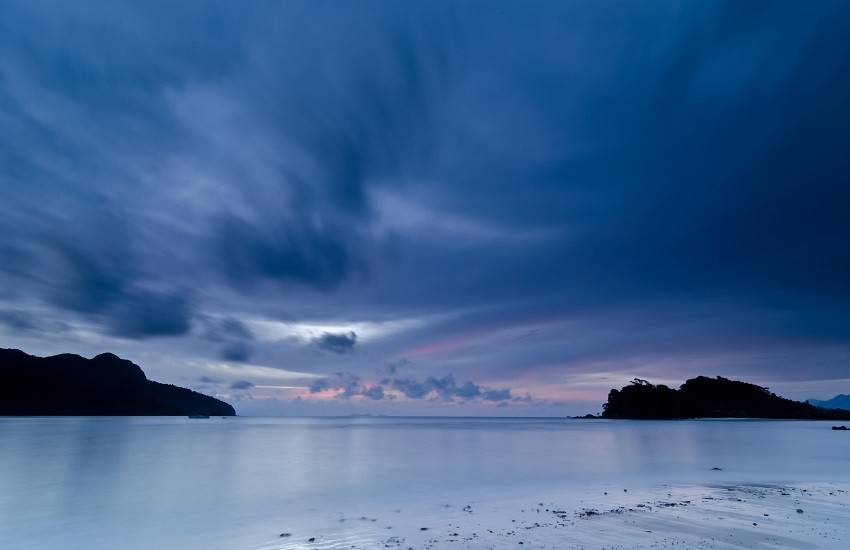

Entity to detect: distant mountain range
[808,395,850,410]
[601,375,850,420]
[0,348,235,416]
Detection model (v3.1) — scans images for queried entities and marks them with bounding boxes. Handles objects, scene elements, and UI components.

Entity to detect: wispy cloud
[307,371,515,404]
[1,1,849,413]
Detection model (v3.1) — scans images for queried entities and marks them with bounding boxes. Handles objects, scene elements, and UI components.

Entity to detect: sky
[1,1,849,416]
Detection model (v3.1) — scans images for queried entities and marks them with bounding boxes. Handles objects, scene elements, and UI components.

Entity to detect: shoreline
[262,482,850,549]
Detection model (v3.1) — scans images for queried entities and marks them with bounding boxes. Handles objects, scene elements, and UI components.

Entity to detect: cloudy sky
[1,1,849,415]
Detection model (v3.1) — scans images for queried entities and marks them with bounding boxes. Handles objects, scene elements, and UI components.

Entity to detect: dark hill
[809,394,850,410]
[0,348,235,416]
[602,376,850,420]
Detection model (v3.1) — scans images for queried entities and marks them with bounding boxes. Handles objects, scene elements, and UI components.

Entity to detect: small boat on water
[187,414,210,419]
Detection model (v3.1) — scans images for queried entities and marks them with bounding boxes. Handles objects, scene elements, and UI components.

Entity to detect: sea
[1,416,849,549]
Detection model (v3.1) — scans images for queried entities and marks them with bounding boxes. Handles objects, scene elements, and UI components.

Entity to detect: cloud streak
[1,1,850,414]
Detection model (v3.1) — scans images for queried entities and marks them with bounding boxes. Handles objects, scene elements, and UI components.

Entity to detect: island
[601,375,850,420]
[0,348,235,416]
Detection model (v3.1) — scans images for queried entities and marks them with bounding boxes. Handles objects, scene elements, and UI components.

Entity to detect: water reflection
[2,417,849,549]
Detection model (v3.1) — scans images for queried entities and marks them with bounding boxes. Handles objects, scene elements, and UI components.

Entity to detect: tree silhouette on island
[601,376,850,420]
[0,348,234,416]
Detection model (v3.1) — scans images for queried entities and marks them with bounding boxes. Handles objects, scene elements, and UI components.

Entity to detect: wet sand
[263,482,850,549]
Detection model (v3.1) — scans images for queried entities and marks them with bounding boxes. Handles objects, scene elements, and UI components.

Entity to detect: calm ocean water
[1,416,849,549]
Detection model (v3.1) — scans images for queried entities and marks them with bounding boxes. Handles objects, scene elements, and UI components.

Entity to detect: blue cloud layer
[1,1,849,411]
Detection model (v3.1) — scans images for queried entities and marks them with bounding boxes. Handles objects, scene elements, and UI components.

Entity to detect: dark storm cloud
[230,379,254,390]
[427,374,481,400]
[308,378,332,394]
[1,0,849,404]
[361,385,385,401]
[221,341,253,363]
[198,316,254,362]
[391,378,432,400]
[390,374,512,403]
[43,232,193,338]
[377,358,407,376]
[0,201,193,338]
[309,372,362,398]
[214,215,358,291]
[199,316,254,343]
[312,331,357,355]
[0,310,37,332]
[0,0,446,336]
[340,0,850,380]
[195,2,451,292]
[309,373,511,402]
[103,289,192,338]
[484,389,512,402]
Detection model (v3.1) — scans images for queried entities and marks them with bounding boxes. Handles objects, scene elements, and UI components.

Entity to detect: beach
[3,417,850,549]
[263,482,850,549]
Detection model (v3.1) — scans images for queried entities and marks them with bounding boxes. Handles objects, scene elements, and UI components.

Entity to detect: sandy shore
[260,482,850,549]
